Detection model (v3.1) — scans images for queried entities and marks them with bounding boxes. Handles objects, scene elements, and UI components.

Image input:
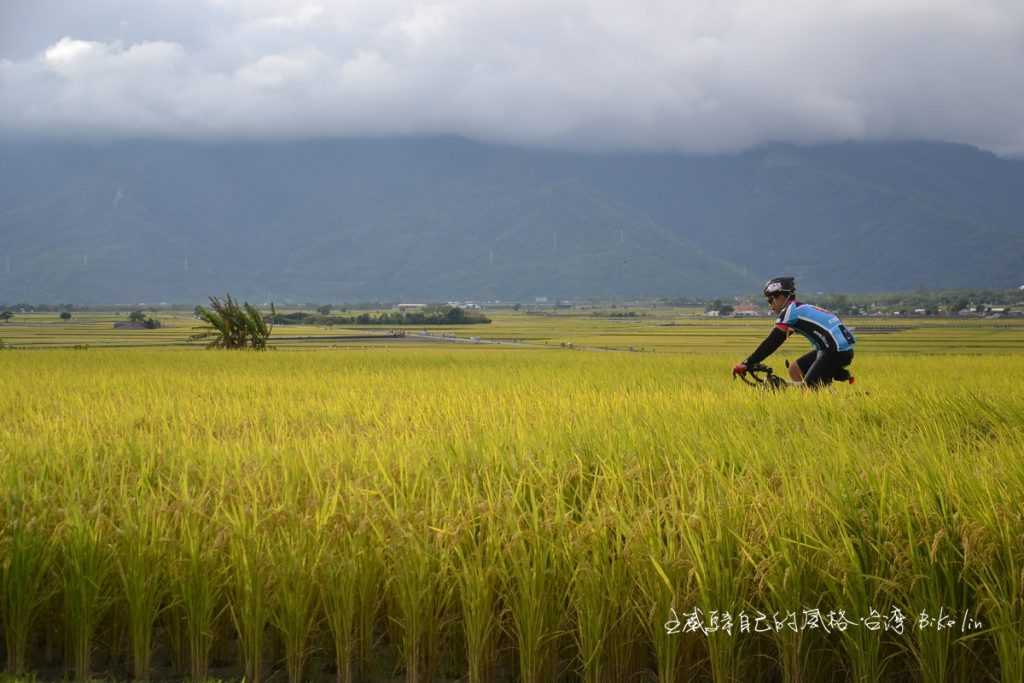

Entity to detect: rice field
[1,318,1023,682]
[2,308,1023,354]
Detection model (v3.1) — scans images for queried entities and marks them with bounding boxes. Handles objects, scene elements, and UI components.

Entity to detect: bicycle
[733,362,789,391]
[734,360,856,391]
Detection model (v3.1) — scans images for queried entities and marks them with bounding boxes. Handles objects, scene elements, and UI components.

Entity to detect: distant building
[448,301,481,309]
[396,303,426,311]
[733,304,762,317]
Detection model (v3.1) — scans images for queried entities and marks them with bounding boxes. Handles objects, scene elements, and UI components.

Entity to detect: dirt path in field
[408,330,631,352]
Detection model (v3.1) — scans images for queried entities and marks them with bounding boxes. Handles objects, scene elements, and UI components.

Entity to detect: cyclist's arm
[744,324,789,366]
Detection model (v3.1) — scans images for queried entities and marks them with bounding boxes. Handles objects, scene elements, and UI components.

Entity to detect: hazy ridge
[1,137,1022,303]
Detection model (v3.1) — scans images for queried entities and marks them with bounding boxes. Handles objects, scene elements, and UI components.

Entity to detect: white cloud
[254,4,325,30]
[236,49,325,89]
[44,37,106,67]
[1,0,1022,153]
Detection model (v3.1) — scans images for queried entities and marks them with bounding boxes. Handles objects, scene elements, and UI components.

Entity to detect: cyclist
[732,277,855,388]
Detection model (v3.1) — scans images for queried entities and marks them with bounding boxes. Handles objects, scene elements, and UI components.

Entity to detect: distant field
[2,308,1022,354]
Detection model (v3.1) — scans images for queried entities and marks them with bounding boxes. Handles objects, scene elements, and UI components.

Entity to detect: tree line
[271,306,490,326]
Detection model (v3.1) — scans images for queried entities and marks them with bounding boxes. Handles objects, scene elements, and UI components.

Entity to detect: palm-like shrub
[192,294,274,350]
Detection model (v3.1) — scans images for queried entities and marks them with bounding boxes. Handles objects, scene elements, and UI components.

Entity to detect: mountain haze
[1,138,1022,303]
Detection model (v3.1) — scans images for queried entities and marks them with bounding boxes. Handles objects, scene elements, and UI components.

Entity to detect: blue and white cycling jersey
[775,301,855,352]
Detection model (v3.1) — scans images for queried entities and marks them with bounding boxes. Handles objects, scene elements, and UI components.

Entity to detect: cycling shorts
[796,349,854,388]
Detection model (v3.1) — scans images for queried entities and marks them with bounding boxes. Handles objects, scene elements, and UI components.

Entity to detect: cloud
[251,4,326,31]
[1,0,1023,153]
[44,37,105,67]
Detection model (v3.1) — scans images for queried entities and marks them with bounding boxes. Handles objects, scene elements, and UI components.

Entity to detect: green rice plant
[112,484,173,680]
[454,546,502,683]
[375,479,456,683]
[319,506,381,683]
[620,448,706,683]
[807,483,903,683]
[897,480,971,683]
[558,452,646,683]
[59,502,115,681]
[223,492,275,683]
[743,471,838,683]
[958,450,1024,683]
[678,472,752,683]
[630,501,699,683]
[160,604,187,679]
[450,466,524,683]
[568,511,636,683]
[1,486,57,675]
[167,487,226,683]
[270,492,335,683]
[451,490,504,683]
[502,483,571,683]
[352,523,384,681]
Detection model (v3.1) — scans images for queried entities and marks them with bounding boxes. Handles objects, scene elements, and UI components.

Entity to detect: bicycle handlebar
[735,363,788,390]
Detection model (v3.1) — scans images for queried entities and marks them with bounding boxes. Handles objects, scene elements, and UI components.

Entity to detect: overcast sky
[2,0,1023,154]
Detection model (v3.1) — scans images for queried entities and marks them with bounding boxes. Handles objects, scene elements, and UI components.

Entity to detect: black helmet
[763,276,796,298]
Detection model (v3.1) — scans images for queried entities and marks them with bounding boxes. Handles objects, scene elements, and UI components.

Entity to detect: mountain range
[1,137,1022,303]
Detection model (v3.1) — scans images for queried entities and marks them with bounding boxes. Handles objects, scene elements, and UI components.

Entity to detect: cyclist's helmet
[763,276,796,299]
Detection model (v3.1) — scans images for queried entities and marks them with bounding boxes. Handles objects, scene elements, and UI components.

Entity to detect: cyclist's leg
[832,350,854,382]
[790,350,817,382]
[802,350,837,388]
